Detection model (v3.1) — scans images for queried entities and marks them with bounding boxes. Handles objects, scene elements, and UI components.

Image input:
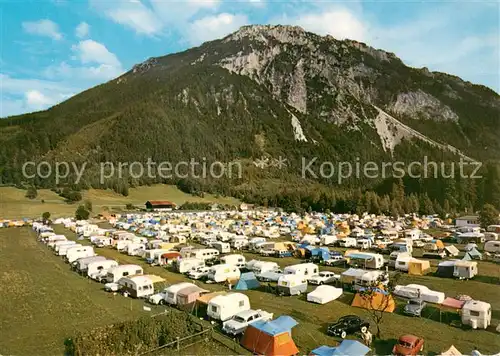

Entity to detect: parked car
[404,299,427,317]
[308,271,340,285]
[222,309,274,336]
[413,240,425,248]
[324,255,346,266]
[392,335,424,355]
[187,266,211,280]
[327,315,370,339]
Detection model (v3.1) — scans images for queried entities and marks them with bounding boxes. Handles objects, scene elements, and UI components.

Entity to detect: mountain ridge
[0,25,499,213]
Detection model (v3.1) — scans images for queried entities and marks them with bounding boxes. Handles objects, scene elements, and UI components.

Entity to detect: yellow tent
[435,240,445,250]
[351,289,395,312]
[408,259,431,276]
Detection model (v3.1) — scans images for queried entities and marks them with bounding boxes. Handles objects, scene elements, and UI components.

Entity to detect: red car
[392,335,424,355]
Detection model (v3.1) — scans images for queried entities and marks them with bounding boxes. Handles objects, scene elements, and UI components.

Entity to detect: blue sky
[1,0,498,117]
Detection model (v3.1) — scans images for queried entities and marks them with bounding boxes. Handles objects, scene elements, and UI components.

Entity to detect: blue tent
[235,272,260,290]
[311,340,370,356]
[250,315,297,336]
[467,247,483,260]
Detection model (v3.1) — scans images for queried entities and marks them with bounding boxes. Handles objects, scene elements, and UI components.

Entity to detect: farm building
[455,215,479,227]
[145,201,177,211]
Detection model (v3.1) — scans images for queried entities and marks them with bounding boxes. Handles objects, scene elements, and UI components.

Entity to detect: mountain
[1,25,499,212]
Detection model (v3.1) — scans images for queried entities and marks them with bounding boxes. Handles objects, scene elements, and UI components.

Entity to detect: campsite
[1,211,499,356]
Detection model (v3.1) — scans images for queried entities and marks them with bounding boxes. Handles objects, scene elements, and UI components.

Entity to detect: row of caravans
[34,223,166,299]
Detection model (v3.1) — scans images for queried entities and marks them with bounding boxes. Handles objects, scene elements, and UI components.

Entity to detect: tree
[359,272,400,338]
[84,200,93,212]
[25,186,37,199]
[75,205,90,220]
[478,204,499,228]
[42,211,51,223]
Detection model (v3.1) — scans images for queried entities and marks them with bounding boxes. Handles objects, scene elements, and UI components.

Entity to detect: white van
[102,264,143,283]
[220,254,246,269]
[283,263,319,278]
[207,264,241,283]
[66,246,95,264]
[207,293,250,321]
[211,242,231,254]
[174,258,205,274]
[484,241,500,253]
[88,259,119,280]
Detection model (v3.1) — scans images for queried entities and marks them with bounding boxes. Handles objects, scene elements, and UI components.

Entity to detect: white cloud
[75,22,90,38]
[25,90,55,109]
[0,75,77,117]
[71,39,121,67]
[188,13,248,45]
[22,19,63,40]
[281,8,366,41]
[91,0,163,35]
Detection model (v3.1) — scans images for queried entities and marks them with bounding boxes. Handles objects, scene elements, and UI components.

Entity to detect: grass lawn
[0,185,239,220]
[43,224,500,355]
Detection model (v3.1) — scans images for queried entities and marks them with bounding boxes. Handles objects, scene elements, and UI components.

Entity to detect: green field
[1,225,497,355]
[0,185,239,220]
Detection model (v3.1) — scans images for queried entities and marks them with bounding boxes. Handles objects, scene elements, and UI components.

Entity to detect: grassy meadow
[0,185,239,220]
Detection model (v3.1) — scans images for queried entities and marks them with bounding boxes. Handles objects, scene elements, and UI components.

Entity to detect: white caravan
[220,254,246,269]
[66,246,95,263]
[87,259,119,280]
[56,241,79,254]
[211,242,231,254]
[484,241,500,253]
[74,255,107,273]
[283,263,319,278]
[207,293,250,321]
[103,264,143,283]
[207,264,241,283]
[338,238,357,248]
[175,258,205,274]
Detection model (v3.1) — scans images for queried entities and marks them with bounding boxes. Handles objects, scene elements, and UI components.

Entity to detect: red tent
[241,316,299,356]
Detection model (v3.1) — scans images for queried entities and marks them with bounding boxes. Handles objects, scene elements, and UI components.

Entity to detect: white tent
[440,345,462,356]
[307,285,343,304]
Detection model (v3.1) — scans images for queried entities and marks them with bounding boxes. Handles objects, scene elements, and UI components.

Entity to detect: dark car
[327,315,370,339]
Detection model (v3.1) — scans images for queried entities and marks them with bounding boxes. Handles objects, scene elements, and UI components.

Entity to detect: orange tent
[351,289,395,313]
[241,316,299,356]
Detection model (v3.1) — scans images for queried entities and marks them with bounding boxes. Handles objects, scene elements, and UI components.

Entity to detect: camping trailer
[66,246,95,263]
[57,242,80,255]
[207,264,241,283]
[74,255,107,273]
[320,235,338,246]
[220,254,246,269]
[174,258,205,274]
[163,282,197,305]
[453,261,478,279]
[247,261,280,275]
[103,264,143,283]
[348,253,384,269]
[338,238,357,248]
[207,293,251,321]
[87,259,118,280]
[188,249,220,262]
[461,300,491,329]
[118,275,162,298]
[283,263,319,277]
[211,242,231,254]
[126,242,146,256]
[395,255,414,272]
[484,241,500,253]
[277,275,308,296]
